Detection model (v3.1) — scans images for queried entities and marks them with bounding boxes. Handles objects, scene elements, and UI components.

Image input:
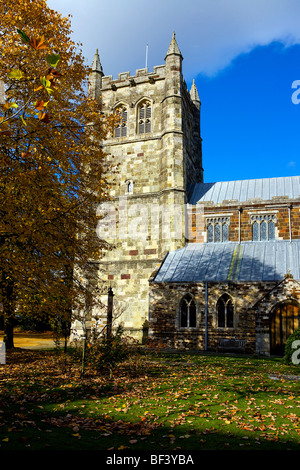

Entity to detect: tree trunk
[1,271,15,349]
[4,316,14,349]
[107,287,114,338]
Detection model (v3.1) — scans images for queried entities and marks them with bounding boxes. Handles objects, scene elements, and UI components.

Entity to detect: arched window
[206,217,230,243]
[114,105,127,137]
[179,294,196,328]
[217,294,234,328]
[251,214,276,241]
[138,101,151,134]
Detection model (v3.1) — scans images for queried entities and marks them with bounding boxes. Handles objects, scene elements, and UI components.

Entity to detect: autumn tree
[0,0,115,348]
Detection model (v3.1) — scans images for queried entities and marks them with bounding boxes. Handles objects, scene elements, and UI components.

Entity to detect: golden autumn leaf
[37,111,51,123]
[34,100,48,111]
[29,35,48,51]
[0,120,12,136]
[8,69,23,80]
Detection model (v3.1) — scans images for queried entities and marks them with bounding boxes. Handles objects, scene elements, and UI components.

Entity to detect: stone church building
[84,33,300,356]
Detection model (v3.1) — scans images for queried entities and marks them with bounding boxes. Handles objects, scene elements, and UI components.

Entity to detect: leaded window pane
[180,300,188,328]
[138,102,151,134]
[217,300,225,328]
[115,107,127,137]
[215,223,221,242]
[227,300,234,328]
[268,220,275,240]
[139,120,145,134]
[189,300,196,327]
[121,123,127,137]
[222,223,229,242]
[261,220,267,240]
[252,221,259,241]
[207,224,213,243]
[139,107,145,119]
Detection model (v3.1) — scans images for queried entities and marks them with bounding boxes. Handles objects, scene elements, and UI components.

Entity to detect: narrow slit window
[126,180,133,193]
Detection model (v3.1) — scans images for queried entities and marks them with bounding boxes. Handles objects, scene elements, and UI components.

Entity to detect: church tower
[88,33,203,339]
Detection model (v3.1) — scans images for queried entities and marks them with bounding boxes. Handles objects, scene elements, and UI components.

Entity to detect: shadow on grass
[1,349,299,452]
[1,414,299,451]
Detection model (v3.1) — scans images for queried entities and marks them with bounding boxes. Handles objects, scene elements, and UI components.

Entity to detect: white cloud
[47,0,300,81]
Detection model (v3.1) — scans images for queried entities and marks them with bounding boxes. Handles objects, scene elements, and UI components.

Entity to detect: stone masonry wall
[90,40,202,340]
[148,278,300,354]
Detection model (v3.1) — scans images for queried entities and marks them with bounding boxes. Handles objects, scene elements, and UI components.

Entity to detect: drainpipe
[288,205,292,242]
[205,282,208,350]
[238,207,243,243]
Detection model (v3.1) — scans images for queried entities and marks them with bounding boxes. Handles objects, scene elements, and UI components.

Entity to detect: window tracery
[179,294,196,328]
[206,216,230,243]
[138,101,151,134]
[217,294,234,328]
[114,105,127,138]
[250,214,276,241]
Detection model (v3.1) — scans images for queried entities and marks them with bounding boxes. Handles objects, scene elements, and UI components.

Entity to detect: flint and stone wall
[148,277,300,355]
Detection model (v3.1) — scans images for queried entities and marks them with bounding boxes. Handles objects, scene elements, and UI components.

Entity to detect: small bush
[284,328,300,365]
[87,325,131,377]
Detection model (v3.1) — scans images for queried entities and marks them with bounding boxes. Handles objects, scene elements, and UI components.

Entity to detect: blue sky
[47,0,300,183]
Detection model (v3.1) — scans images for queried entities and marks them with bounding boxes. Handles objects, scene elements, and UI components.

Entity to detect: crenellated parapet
[101,65,166,91]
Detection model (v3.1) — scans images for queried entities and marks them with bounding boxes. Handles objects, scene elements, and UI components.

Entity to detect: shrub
[284,328,300,365]
[87,325,131,377]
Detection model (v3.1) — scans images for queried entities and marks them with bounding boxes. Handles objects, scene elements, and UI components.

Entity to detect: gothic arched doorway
[270,301,300,355]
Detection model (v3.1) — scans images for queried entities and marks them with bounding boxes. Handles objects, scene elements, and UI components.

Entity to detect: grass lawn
[0,347,299,452]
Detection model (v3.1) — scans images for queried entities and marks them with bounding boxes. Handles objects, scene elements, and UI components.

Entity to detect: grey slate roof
[153,240,300,283]
[188,176,300,205]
